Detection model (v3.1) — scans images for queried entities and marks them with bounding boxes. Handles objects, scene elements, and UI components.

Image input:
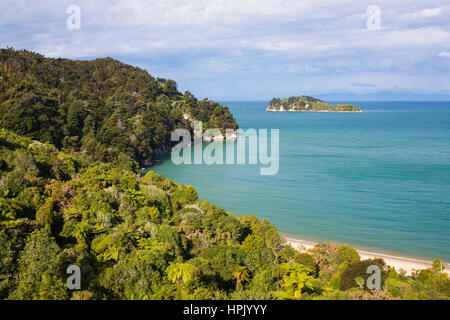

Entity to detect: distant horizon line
[216,99,450,102]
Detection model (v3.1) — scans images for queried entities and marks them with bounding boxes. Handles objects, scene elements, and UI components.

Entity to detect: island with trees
[267,96,361,112]
[0,49,448,300]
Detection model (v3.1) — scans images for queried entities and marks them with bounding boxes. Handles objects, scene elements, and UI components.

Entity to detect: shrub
[340,258,387,291]
[294,252,317,273]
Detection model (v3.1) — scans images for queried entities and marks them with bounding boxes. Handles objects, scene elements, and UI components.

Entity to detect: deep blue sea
[150,101,450,262]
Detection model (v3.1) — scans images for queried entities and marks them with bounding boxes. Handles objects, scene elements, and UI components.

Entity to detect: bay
[149,101,450,262]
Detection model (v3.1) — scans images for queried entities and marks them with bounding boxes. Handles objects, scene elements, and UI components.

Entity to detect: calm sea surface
[149,101,450,261]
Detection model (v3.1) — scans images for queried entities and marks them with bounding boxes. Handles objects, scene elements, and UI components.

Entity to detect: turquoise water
[150,101,450,262]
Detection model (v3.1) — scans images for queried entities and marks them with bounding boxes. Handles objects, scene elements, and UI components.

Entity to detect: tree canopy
[0,48,238,166]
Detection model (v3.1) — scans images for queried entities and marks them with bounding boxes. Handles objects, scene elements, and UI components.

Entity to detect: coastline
[147,155,449,275]
[283,235,450,275]
[141,132,242,170]
[266,109,362,113]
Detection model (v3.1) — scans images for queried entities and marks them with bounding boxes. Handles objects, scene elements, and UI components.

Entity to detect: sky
[1,0,450,100]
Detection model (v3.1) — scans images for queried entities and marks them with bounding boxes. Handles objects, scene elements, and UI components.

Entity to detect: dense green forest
[1,128,448,300]
[268,96,361,112]
[0,49,448,300]
[0,48,238,166]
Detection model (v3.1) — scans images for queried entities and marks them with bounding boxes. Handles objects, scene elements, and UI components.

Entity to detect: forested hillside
[0,49,448,300]
[0,128,448,300]
[0,48,238,166]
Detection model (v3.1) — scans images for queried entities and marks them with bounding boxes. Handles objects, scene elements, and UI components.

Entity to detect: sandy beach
[284,236,449,275]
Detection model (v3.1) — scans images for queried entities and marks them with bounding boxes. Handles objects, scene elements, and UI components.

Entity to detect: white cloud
[438,51,450,58]
[1,0,450,98]
[399,7,445,20]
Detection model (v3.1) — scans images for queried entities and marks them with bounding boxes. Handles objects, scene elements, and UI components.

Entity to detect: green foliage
[432,258,445,272]
[9,229,68,299]
[166,262,198,285]
[293,252,317,274]
[232,266,250,290]
[0,230,16,298]
[0,48,238,165]
[36,197,56,231]
[0,198,21,221]
[166,262,198,299]
[0,128,448,300]
[334,104,361,112]
[410,269,450,300]
[268,95,361,112]
[0,49,448,300]
[340,258,387,291]
[193,244,244,290]
[241,234,265,255]
[335,245,360,265]
[276,263,315,299]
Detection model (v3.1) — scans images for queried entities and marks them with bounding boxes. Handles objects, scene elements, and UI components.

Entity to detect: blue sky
[1,0,450,100]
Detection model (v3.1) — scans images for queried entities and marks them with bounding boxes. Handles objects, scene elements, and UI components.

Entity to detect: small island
[267,95,361,112]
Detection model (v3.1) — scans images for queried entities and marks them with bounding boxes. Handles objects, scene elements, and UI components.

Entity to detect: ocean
[149,101,450,262]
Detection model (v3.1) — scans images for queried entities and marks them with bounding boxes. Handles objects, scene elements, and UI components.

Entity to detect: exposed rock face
[182,112,238,142]
[183,112,193,122]
[203,132,237,142]
[226,132,238,140]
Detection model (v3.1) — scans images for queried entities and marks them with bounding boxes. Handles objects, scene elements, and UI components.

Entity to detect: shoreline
[266,109,362,113]
[140,133,243,170]
[143,138,447,276]
[283,235,450,275]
